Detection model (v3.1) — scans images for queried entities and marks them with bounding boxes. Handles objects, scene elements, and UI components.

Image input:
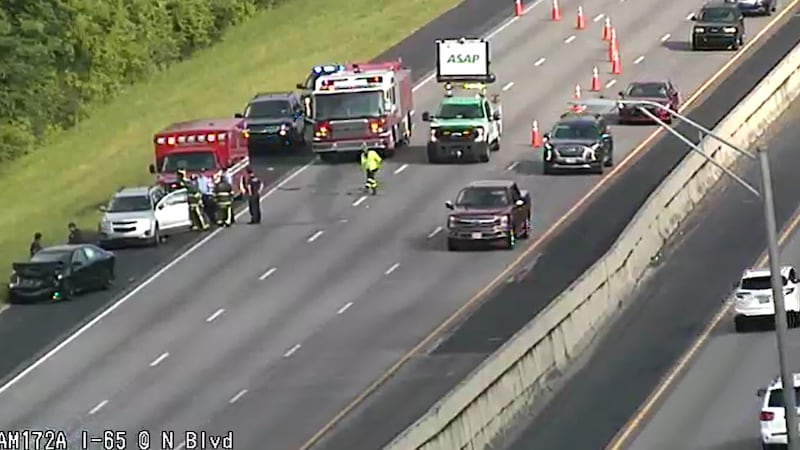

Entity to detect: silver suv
[97,186,191,248]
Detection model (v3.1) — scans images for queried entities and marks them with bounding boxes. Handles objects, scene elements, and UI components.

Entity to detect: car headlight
[694,27,705,33]
[279,123,289,136]
[473,127,485,142]
[448,216,456,228]
[8,270,18,287]
[723,27,737,33]
[430,129,438,142]
[498,215,509,227]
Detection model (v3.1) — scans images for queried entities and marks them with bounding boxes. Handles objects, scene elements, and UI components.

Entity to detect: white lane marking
[427,226,443,239]
[605,79,617,88]
[176,442,186,450]
[149,352,169,367]
[284,344,302,358]
[661,33,671,42]
[593,13,604,22]
[205,308,225,323]
[534,57,546,66]
[502,81,515,91]
[0,0,551,400]
[307,231,324,243]
[88,400,108,415]
[634,55,645,64]
[393,164,409,174]
[385,263,400,275]
[686,12,694,20]
[507,161,519,171]
[352,196,367,207]
[564,35,576,44]
[337,302,353,314]
[259,267,277,280]
[229,389,248,404]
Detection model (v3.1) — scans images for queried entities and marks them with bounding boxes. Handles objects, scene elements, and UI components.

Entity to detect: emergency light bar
[155,132,228,145]
[312,64,345,75]
[318,75,385,90]
[444,82,487,98]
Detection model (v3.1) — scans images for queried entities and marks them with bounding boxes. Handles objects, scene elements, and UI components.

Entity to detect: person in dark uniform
[197,168,215,225]
[187,175,209,231]
[67,223,83,244]
[239,168,263,224]
[172,169,188,192]
[213,173,234,227]
[30,232,42,257]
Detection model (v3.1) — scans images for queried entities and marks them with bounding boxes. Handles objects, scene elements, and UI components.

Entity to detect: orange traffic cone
[551,0,561,21]
[591,67,601,91]
[574,83,582,100]
[576,6,586,29]
[608,28,618,61]
[514,0,524,16]
[531,120,542,148]
[610,47,622,75]
[602,17,612,40]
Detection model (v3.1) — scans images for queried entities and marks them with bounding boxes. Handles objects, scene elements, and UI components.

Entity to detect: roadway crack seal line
[297,3,800,449]
[605,205,800,450]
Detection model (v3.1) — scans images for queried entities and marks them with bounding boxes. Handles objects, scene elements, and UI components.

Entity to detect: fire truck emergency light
[155,133,227,145]
[312,64,345,75]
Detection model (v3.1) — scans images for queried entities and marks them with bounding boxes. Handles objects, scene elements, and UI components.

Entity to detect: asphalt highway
[499,49,800,450]
[0,1,791,450]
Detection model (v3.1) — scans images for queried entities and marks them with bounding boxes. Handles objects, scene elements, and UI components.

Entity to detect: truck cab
[422,83,502,164]
[148,118,250,196]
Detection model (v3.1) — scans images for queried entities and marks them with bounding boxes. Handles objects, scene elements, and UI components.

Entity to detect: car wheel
[691,41,698,51]
[604,150,614,167]
[789,311,800,328]
[491,138,500,152]
[60,281,76,301]
[504,229,516,250]
[447,238,460,251]
[427,149,440,164]
[519,216,531,239]
[102,269,114,290]
[149,226,160,247]
[591,162,604,175]
[734,315,748,333]
[478,145,490,163]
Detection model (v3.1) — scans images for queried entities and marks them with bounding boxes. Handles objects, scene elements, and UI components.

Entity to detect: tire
[478,145,490,163]
[149,226,160,247]
[427,149,440,164]
[102,268,114,290]
[691,41,698,51]
[789,311,800,328]
[519,215,531,239]
[60,281,76,301]
[491,138,500,152]
[447,238,460,251]
[319,153,338,163]
[591,162,604,175]
[604,149,614,167]
[734,315,748,333]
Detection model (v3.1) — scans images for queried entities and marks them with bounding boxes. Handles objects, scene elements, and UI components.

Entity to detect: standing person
[360,144,382,195]
[197,168,215,224]
[239,168,263,224]
[187,175,209,231]
[214,174,234,227]
[67,223,83,244]
[172,169,188,192]
[29,232,42,257]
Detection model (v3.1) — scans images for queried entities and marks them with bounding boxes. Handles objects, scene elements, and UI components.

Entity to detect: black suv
[691,1,745,50]
[542,114,614,175]
[236,92,307,152]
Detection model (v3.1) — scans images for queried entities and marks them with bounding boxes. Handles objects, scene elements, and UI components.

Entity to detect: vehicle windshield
[455,187,510,208]
[159,151,217,173]
[626,82,668,98]
[768,387,800,407]
[314,91,383,120]
[551,122,599,139]
[245,100,291,119]
[437,102,484,120]
[741,275,788,290]
[698,7,737,22]
[107,195,151,213]
[30,250,69,263]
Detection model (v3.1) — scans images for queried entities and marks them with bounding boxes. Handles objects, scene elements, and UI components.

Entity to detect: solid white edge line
[259,267,277,280]
[0,0,553,398]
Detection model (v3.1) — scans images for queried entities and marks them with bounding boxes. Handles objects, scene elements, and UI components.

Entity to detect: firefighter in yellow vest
[360,144,382,194]
[213,173,234,227]
[187,175,209,231]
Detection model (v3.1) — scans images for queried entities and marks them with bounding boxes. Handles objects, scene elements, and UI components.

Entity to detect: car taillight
[760,411,775,421]
[314,121,330,138]
[368,117,386,134]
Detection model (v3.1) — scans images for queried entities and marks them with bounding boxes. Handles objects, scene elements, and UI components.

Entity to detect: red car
[617,80,680,125]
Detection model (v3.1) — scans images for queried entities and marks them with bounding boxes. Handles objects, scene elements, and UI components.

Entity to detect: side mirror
[148,164,156,174]
[689,14,696,21]
[757,388,767,397]
[98,205,107,212]
[542,132,550,141]
[296,83,306,90]
[492,111,501,121]
[445,201,454,210]
[601,133,611,139]
[157,204,165,210]
[618,91,625,98]
[421,112,431,122]
[487,73,497,83]
[234,113,243,119]
[515,199,525,207]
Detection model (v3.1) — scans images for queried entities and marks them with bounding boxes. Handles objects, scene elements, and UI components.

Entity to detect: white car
[97,186,191,248]
[758,373,800,449]
[733,266,800,332]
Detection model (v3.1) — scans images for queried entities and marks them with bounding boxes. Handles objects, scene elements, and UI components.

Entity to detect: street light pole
[570,97,799,447]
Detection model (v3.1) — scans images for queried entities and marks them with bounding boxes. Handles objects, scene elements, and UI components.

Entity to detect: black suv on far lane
[236,92,307,153]
[691,1,745,50]
[542,115,614,175]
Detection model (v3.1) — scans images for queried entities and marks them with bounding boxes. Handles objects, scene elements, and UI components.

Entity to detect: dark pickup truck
[445,180,531,251]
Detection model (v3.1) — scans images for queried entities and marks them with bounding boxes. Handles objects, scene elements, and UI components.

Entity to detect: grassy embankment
[0,0,462,302]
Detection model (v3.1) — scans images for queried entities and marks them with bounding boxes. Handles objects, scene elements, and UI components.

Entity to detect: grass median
[0,0,462,302]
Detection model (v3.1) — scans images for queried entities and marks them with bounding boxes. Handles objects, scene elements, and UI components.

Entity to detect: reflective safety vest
[361,150,382,172]
[187,186,202,206]
[214,181,233,204]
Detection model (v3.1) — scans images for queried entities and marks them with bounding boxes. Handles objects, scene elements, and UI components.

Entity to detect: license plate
[20,279,35,287]
[471,232,482,239]
[564,157,577,163]
[759,296,771,304]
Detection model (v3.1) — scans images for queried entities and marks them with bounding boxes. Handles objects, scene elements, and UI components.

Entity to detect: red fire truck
[310,60,414,161]
[148,118,250,195]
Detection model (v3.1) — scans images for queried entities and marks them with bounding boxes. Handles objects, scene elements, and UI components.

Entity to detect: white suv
[759,373,800,449]
[97,186,191,248]
[733,266,800,332]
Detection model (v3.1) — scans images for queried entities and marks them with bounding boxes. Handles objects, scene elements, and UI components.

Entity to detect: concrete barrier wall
[384,41,800,450]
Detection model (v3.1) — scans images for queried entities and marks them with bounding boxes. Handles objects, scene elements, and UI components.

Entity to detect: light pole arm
[633,99,757,160]
[635,106,761,198]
